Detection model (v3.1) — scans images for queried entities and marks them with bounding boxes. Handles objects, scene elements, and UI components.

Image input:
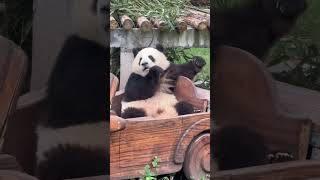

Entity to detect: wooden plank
[110,27,210,48]
[276,81,320,127]
[214,160,320,180]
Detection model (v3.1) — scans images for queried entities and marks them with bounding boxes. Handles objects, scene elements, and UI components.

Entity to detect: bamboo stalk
[120,15,134,31]
[110,16,119,30]
[176,18,188,33]
[137,16,152,32]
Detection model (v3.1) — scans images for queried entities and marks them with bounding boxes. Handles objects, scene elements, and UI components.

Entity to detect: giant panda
[121,45,206,119]
[35,1,109,178]
[35,34,108,180]
[212,0,306,170]
[213,0,307,59]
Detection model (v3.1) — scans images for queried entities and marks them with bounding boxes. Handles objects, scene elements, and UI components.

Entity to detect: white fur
[132,47,170,77]
[122,92,179,119]
[36,122,107,163]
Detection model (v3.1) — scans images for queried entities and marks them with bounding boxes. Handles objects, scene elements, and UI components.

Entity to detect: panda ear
[155,44,164,52]
[132,48,142,57]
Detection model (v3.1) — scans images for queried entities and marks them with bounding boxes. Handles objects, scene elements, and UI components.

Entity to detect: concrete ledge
[110,27,210,48]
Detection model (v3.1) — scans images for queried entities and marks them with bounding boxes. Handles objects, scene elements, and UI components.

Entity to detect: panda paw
[175,101,194,115]
[191,56,206,71]
[121,107,146,119]
[149,66,164,77]
[267,151,294,163]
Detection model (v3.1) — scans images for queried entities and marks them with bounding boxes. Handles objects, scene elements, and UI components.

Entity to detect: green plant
[268,36,320,91]
[139,156,160,180]
[110,0,195,30]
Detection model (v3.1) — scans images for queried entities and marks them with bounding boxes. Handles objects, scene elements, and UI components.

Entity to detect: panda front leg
[121,107,147,119]
[175,101,194,115]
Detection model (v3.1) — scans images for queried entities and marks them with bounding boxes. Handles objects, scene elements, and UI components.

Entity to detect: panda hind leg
[121,107,146,119]
[175,101,194,115]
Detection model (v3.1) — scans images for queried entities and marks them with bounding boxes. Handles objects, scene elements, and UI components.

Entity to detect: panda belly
[36,122,107,164]
[122,92,179,119]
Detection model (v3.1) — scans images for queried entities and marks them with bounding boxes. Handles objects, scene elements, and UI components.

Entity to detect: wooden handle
[110,115,126,133]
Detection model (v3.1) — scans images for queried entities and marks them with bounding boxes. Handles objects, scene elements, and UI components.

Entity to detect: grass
[267,0,320,91]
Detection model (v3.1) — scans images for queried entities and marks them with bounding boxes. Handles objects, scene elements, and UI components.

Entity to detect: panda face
[132,47,170,77]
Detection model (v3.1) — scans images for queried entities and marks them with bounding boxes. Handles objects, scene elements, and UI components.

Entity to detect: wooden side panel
[110,113,210,179]
[214,46,312,160]
[119,118,183,167]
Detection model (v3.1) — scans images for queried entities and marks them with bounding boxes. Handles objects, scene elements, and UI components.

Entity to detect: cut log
[183,15,207,30]
[186,8,210,19]
[175,18,188,32]
[110,16,119,30]
[137,16,152,32]
[120,15,134,31]
[153,20,167,31]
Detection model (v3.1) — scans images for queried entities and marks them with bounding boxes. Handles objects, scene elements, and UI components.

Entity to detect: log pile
[109,8,209,32]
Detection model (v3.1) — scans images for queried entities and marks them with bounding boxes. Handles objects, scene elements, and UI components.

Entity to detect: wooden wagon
[110,74,210,180]
[212,45,320,179]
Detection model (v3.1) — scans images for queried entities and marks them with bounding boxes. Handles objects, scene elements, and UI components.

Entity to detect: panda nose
[141,62,148,67]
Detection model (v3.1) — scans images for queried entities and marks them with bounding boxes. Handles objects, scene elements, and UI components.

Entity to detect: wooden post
[119,48,134,90]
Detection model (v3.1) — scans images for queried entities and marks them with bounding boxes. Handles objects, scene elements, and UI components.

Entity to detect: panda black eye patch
[139,57,142,65]
[148,55,156,62]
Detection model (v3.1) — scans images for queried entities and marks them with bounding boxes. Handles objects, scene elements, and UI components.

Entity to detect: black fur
[36,144,107,180]
[163,56,206,93]
[213,0,307,59]
[121,107,147,119]
[46,34,107,128]
[123,66,164,102]
[166,56,206,80]
[213,126,269,170]
[175,101,194,115]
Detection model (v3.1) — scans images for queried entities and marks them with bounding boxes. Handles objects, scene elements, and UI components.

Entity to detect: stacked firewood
[110,8,210,32]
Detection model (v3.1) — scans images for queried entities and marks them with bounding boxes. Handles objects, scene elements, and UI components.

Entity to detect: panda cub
[121,45,206,119]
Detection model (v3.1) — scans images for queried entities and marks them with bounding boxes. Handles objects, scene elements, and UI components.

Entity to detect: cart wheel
[183,133,210,180]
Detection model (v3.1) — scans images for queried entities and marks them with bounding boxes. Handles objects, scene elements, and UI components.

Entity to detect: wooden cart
[110,75,210,180]
[212,45,320,179]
